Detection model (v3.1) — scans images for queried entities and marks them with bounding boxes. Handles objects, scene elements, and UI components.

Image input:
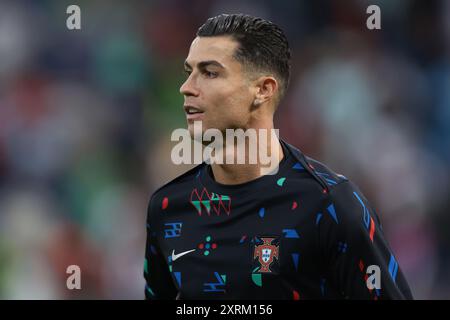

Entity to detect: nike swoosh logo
[171,249,196,261]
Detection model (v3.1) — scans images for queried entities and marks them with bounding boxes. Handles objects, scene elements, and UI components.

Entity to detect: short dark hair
[197,14,291,102]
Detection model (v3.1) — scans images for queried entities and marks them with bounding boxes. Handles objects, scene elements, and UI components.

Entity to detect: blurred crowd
[0,0,449,299]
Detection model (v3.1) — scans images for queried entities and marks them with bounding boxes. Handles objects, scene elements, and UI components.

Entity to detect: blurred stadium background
[0,0,449,299]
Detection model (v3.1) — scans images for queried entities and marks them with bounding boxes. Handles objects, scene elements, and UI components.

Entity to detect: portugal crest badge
[252,236,280,274]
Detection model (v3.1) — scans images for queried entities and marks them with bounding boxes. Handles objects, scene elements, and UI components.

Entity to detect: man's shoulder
[296,154,373,229]
[302,155,349,188]
[283,140,349,192]
[295,151,375,227]
[149,163,206,201]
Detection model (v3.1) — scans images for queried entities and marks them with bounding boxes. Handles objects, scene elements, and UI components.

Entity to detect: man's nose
[180,75,199,97]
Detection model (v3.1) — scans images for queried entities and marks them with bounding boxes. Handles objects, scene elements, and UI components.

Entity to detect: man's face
[180,36,255,136]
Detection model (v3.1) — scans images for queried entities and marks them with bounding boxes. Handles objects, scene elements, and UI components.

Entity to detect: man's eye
[203,70,218,78]
[184,70,192,77]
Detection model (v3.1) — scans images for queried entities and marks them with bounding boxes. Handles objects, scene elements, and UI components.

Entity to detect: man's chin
[188,123,224,146]
[188,125,205,143]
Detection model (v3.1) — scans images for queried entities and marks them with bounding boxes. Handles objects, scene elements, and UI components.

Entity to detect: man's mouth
[184,105,205,120]
[185,108,203,114]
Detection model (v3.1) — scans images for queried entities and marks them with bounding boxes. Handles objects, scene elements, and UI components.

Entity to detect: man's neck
[209,133,284,185]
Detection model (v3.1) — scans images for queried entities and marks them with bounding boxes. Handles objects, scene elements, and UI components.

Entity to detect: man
[144,13,413,300]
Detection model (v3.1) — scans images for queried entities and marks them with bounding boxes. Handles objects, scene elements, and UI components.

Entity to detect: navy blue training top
[144,139,413,300]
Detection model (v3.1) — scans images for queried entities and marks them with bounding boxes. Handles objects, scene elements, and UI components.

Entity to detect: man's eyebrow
[184,60,225,70]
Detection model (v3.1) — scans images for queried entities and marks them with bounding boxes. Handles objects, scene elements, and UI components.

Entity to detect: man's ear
[253,76,278,107]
